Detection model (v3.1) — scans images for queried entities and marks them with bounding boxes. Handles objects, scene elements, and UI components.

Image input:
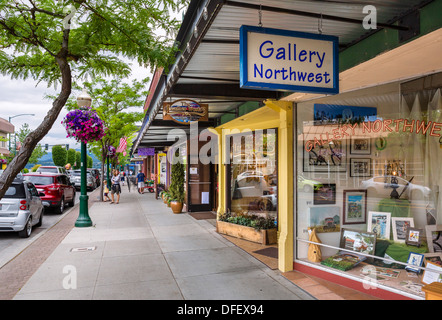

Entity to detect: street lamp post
[8,113,35,153]
[75,89,93,228]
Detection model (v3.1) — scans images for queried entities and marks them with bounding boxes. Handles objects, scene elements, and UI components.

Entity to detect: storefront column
[213,127,226,217]
[265,100,294,272]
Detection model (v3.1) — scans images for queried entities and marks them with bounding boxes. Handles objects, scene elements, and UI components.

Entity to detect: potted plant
[168,156,185,214]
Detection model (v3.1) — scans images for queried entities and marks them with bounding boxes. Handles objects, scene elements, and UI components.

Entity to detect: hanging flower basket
[108,145,116,158]
[0,158,7,164]
[63,108,105,144]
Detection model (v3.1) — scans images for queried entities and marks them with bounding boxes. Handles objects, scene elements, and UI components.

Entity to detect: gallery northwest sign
[163,99,208,125]
[240,25,339,94]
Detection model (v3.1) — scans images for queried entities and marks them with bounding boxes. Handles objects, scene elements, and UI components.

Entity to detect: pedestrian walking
[110,169,121,204]
[136,171,146,194]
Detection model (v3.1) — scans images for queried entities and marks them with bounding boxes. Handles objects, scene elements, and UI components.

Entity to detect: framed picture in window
[367,211,391,240]
[313,183,336,205]
[303,139,347,172]
[350,158,372,177]
[392,217,415,243]
[343,189,367,225]
[406,227,424,247]
[350,136,371,155]
[405,252,424,273]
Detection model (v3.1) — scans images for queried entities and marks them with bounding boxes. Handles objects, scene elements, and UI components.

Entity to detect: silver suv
[0,179,44,238]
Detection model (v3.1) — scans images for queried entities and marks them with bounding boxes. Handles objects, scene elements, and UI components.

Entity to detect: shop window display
[228,130,278,222]
[296,75,442,299]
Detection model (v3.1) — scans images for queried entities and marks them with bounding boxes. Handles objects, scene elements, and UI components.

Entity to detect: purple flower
[63,109,106,143]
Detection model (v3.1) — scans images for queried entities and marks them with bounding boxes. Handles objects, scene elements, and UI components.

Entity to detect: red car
[23,173,76,214]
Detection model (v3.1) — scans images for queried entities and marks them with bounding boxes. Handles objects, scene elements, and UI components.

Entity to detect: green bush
[52,145,67,167]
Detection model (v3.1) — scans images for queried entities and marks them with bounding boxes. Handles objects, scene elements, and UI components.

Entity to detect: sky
[0,5,185,154]
[0,64,152,152]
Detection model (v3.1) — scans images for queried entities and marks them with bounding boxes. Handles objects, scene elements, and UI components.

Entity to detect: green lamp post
[75,89,93,228]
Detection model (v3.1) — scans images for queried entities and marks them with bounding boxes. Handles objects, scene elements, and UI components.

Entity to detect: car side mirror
[38,192,45,197]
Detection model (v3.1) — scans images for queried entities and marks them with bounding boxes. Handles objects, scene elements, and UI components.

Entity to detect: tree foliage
[52,145,67,167]
[65,76,148,200]
[0,0,187,199]
[15,123,47,165]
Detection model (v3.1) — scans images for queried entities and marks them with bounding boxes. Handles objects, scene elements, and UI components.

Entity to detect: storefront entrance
[187,160,213,212]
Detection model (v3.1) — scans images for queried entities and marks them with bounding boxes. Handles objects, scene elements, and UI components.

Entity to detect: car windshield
[3,183,26,198]
[24,176,54,186]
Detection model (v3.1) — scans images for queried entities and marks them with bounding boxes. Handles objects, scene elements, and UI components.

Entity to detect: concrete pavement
[11,189,314,300]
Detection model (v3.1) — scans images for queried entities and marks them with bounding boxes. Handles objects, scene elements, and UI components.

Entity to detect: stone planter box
[216,220,277,245]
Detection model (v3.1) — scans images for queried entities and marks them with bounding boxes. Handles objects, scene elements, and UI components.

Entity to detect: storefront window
[296,75,442,299]
[228,130,278,222]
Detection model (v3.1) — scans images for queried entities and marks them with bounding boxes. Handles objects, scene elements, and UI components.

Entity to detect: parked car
[71,170,96,191]
[361,176,431,199]
[23,173,76,214]
[88,168,101,187]
[36,166,67,175]
[0,178,44,238]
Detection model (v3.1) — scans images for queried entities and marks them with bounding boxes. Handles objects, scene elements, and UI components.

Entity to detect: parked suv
[36,166,67,175]
[88,168,101,188]
[0,178,44,238]
[71,170,96,191]
[23,173,76,214]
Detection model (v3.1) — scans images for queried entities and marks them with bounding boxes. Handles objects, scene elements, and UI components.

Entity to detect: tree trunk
[0,56,72,200]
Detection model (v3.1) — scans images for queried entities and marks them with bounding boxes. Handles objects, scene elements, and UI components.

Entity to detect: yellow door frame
[214,100,294,272]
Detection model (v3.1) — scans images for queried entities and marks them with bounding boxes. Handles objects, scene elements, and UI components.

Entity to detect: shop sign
[240,25,339,94]
[138,148,155,156]
[163,99,208,124]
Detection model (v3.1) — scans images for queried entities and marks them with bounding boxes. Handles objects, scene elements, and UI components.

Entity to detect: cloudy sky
[0,61,152,152]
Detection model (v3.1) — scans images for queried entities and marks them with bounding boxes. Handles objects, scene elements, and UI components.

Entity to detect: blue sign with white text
[240,26,339,94]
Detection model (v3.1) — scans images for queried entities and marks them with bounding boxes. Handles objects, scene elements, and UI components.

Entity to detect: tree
[74,151,81,169]
[0,0,186,200]
[87,154,92,168]
[66,148,76,168]
[52,145,67,167]
[15,123,47,165]
[65,77,148,200]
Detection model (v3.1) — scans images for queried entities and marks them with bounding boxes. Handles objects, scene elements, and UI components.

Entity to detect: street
[0,189,94,269]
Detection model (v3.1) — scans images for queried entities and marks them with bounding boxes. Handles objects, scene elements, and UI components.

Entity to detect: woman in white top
[110,169,121,204]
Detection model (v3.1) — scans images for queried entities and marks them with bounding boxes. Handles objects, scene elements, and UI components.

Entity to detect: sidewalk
[11,190,314,300]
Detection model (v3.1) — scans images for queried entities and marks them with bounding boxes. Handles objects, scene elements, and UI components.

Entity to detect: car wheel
[18,218,32,238]
[56,197,65,214]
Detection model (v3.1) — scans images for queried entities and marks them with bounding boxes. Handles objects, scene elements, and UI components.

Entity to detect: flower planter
[170,201,183,214]
[216,220,277,245]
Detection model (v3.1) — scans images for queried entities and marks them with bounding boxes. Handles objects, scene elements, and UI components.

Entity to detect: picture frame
[367,211,391,240]
[392,217,415,243]
[350,136,371,155]
[308,205,340,233]
[303,139,347,172]
[350,158,372,177]
[424,253,442,267]
[343,189,367,225]
[313,183,336,205]
[425,224,442,253]
[421,261,442,285]
[405,252,425,273]
[339,228,376,255]
[405,227,424,247]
